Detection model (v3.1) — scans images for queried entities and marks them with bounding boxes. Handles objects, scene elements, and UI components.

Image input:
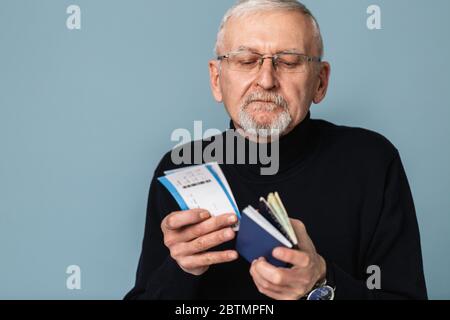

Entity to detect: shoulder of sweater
[311,118,400,163]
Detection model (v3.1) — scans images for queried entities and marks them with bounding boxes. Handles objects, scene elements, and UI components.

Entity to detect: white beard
[238,105,292,138]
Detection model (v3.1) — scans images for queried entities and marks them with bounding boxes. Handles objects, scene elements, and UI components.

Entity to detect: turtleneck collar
[226,111,316,178]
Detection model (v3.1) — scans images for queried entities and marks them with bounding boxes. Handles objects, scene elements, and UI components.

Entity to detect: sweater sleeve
[124,163,202,300]
[326,151,427,300]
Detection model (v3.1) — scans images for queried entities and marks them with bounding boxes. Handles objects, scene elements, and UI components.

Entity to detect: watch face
[307,285,335,300]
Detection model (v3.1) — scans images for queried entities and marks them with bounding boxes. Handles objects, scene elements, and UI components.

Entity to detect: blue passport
[236,193,299,267]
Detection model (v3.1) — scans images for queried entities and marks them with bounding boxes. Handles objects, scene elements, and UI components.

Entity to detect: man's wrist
[316,254,327,285]
[299,255,328,300]
[301,256,335,300]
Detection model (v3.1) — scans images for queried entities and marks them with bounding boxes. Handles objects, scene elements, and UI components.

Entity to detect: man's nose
[255,57,279,90]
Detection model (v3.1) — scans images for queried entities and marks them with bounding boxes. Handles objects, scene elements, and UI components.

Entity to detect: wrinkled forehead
[221,10,316,55]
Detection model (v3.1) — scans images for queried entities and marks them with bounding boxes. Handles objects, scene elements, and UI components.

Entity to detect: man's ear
[209,60,223,102]
[313,61,331,104]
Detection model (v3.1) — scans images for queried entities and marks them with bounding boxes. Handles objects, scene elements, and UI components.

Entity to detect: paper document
[158,162,240,220]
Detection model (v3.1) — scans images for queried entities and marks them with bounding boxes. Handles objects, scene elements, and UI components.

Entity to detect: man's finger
[250,261,289,298]
[290,218,316,253]
[183,227,235,255]
[253,257,293,287]
[250,262,284,293]
[181,250,238,269]
[254,285,287,300]
[272,247,311,268]
[163,209,210,230]
[178,213,238,243]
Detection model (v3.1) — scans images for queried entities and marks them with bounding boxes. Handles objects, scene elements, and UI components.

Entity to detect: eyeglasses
[217,50,321,74]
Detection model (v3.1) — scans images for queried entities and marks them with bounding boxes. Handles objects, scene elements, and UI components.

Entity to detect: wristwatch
[306,279,335,300]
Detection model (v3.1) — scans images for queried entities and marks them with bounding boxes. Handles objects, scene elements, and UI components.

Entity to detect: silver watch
[306,280,335,300]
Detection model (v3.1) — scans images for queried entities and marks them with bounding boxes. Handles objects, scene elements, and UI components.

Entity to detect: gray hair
[214,0,324,58]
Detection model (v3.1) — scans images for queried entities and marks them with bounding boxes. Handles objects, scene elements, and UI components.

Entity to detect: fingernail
[200,211,210,219]
[229,251,238,259]
[228,215,237,223]
[273,248,281,257]
[224,229,234,239]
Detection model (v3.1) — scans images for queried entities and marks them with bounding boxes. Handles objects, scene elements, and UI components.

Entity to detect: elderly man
[125,0,427,300]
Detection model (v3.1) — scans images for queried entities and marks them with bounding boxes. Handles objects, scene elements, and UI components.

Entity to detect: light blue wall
[0,0,449,299]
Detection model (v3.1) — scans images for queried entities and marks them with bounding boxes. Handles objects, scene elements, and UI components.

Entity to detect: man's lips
[247,100,281,111]
[250,100,275,103]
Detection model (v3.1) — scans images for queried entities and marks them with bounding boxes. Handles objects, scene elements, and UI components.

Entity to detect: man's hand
[249,218,327,300]
[161,209,239,276]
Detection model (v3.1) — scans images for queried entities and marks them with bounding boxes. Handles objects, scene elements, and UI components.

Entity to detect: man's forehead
[222,10,313,53]
[233,45,302,54]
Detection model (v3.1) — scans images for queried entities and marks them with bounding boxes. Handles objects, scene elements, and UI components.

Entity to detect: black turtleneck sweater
[124,112,427,300]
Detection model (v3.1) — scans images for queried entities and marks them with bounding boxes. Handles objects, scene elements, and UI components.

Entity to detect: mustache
[242,91,289,111]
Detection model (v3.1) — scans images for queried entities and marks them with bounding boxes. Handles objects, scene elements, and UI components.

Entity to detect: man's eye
[238,59,258,65]
[278,59,301,67]
[279,61,297,66]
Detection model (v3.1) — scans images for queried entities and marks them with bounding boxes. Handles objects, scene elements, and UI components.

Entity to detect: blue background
[1,0,449,299]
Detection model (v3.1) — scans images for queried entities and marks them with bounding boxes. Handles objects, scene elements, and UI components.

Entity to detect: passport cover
[236,209,290,268]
